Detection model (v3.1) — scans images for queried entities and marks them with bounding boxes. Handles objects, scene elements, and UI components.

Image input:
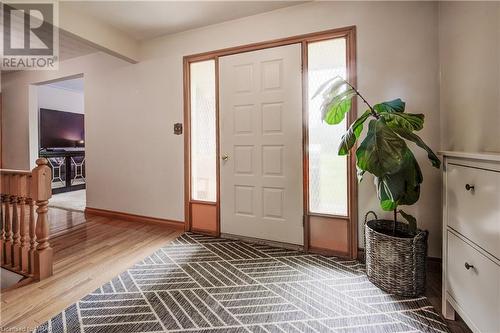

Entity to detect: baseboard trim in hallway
[85,207,185,230]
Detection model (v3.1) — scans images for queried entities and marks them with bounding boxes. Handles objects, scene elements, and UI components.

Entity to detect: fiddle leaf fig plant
[315,76,441,234]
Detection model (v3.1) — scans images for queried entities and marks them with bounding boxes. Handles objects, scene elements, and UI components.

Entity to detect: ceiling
[46,77,84,92]
[0,24,100,74]
[62,1,305,41]
[59,30,101,62]
[2,1,305,73]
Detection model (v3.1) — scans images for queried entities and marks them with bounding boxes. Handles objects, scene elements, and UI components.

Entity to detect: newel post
[31,158,53,280]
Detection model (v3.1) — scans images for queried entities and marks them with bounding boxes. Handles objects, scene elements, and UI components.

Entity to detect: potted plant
[314,76,441,297]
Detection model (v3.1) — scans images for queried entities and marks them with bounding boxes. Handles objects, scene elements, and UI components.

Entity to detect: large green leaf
[338,110,371,155]
[380,112,424,132]
[398,210,417,234]
[394,128,441,168]
[397,150,422,206]
[315,76,357,125]
[376,177,398,210]
[357,168,366,182]
[374,149,422,211]
[374,98,406,113]
[311,77,336,99]
[356,119,407,177]
[312,77,345,100]
[323,91,355,125]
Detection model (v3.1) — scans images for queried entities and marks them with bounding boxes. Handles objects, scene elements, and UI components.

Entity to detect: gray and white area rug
[35,233,449,333]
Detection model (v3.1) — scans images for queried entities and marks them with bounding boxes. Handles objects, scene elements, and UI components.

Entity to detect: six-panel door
[219,44,304,245]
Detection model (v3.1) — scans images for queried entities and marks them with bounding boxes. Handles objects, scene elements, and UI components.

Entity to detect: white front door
[219,44,303,245]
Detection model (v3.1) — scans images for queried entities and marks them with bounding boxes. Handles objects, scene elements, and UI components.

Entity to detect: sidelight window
[190,60,217,202]
[307,38,349,216]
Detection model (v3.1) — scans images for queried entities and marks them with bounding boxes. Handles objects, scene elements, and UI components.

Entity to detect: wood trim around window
[0,93,2,168]
[183,57,191,232]
[183,26,358,258]
[347,29,359,258]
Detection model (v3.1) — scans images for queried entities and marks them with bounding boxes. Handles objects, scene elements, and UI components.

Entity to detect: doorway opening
[36,76,86,213]
[184,27,358,258]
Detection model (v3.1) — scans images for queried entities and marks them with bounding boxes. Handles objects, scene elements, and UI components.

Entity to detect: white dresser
[441,151,500,333]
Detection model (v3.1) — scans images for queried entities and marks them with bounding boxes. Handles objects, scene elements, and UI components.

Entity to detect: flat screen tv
[39,108,84,149]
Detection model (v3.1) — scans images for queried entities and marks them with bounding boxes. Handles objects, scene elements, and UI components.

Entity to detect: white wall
[1,52,129,177]
[38,85,84,114]
[439,2,500,153]
[2,2,443,256]
[139,1,442,256]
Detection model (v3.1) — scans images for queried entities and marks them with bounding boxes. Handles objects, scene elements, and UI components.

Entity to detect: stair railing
[1,158,53,280]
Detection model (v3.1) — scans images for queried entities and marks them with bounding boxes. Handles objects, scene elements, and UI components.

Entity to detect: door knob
[464,262,474,270]
[221,154,229,161]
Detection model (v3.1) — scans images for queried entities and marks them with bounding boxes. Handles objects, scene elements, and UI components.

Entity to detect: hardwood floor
[48,207,88,236]
[1,207,472,332]
[0,208,182,331]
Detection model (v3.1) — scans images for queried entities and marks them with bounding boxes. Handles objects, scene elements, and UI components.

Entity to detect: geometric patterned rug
[34,233,450,333]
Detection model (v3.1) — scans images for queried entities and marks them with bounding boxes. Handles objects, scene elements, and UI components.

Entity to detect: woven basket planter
[364,212,428,297]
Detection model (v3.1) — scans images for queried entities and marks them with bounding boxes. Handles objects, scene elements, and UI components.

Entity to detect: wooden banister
[3,175,13,266]
[32,158,53,279]
[11,174,21,270]
[0,169,32,175]
[19,175,29,273]
[0,158,53,281]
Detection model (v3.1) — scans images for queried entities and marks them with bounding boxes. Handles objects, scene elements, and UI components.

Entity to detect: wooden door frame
[183,26,358,258]
[0,93,2,168]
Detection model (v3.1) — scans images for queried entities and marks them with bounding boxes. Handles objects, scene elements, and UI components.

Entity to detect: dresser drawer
[446,232,500,333]
[446,163,500,259]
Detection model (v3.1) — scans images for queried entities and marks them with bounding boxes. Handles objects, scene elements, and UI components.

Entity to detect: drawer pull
[464,262,474,270]
[465,184,475,191]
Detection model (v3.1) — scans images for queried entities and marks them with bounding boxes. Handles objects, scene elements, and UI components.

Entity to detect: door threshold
[220,233,303,252]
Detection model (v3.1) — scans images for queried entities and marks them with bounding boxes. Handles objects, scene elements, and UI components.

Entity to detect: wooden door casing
[184,26,358,258]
